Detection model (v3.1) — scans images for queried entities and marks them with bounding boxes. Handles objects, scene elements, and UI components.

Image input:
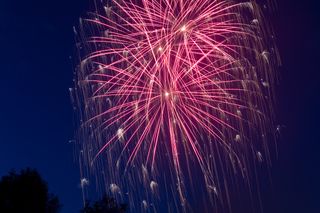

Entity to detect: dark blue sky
[0,0,319,213]
[0,0,89,212]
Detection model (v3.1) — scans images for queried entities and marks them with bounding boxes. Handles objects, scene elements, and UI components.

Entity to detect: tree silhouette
[0,168,61,213]
[81,195,127,213]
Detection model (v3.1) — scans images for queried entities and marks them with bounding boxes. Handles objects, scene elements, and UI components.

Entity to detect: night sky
[0,0,319,213]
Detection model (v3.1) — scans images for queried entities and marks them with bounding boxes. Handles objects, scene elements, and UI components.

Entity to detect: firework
[73,0,279,212]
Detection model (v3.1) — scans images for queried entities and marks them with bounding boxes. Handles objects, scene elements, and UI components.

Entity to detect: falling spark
[110,183,121,194]
[80,178,89,188]
[117,128,124,141]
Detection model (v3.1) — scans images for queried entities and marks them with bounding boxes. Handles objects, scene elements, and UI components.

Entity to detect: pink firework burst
[74,0,279,211]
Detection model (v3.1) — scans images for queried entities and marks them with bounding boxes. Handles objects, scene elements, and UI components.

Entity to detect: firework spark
[73,0,279,212]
